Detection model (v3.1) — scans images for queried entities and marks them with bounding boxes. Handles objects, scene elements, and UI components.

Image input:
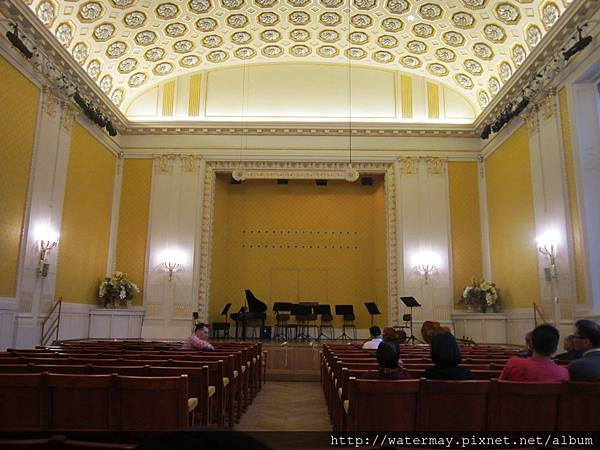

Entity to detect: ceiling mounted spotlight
[6,24,33,59]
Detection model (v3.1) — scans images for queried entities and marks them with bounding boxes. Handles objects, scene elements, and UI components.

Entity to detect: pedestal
[451,312,508,344]
[89,308,145,339]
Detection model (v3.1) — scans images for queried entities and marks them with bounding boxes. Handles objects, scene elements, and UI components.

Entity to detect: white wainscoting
[0,298,18,351]
[89,308,145,339]
[54,302,93,342]
[451,313,508,344]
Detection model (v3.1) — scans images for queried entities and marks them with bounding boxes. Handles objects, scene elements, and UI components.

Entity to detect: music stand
[212,303,232,338]
[400,296,421,344]
[273,302,292,341]
[315,304,333,341]
[292,304,312,341]
[335,305,354,340]
[364,302,381,328]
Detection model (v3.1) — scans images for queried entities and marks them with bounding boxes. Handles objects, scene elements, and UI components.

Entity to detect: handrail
[533,302,547,326]
[40,297,62,346]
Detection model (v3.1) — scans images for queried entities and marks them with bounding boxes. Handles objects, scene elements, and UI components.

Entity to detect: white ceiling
[26,0,573,117]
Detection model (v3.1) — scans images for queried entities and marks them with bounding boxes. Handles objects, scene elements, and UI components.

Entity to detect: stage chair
[558,381,600,431]
[0,373,45,432]
[487,379,562,431]
[417,380,491,431]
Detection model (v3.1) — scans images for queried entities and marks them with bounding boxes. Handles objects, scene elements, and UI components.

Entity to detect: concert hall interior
[1,0,600,440]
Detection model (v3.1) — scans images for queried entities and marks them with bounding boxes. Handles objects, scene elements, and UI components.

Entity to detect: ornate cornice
[398,157,420,176]
[426,157,447,175]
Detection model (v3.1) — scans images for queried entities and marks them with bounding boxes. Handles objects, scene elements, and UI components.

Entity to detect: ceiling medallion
[78,2,104,23]
[123,11,147,28]
[259,12,281,25]
[483,24,507,43]
[232,31,252,44]
[106,41,128,58]
[472,42,494,60]
[55,22,73,47]
[406,40,427,54]
[128,72,147,87]
[454,73,474,89]
[320,0,343,6]
[100,75,113,93]
[346,47,366,59]
[526,24,542,48]
[234,47,256,59]
[353,0,377,11]
[110,0,136,8]
[188,0,213,13]
[290,29,310,41]
[111,89,124,106]
[499,61,513,81]
[288,11,310,25]
[144,47,166,62]
[255,0,278,7]
[261,29,282,42]
[382,17,404,32]
[451,12,475,29]
[202,35,224,48]
[226,14,249,28]
[317,45,339,58]
[262,45,284,57]
[319,29,340,43]
[459,0,487,9]
[427,62,449,77]
[290,45,311,57]
[464,59,483,75]
[435,47,456,62]
[153,62,174,75]
[512,44,527,66]
[287,0,310,6]
[86,59,102,79]
[320,12,342,26]
[174,40,195,53]
[135,30,158,46]
[180,55,201,67]
[36,1,57,26]
[418,3,443,20]
[72,42,89,65]
[541,2,560,28]
[378,35,398,48]
[351,14,373,28]
[412,23,434,37]
[478,90,490,108]
[93,22,116,41]
[221,0,246,9]
[494,3,521,24]
[155,3,180,19]
[196,17,218,31]
[385,0,410,14]
[349,32,369,44]
[373,50,394,63]
[117,57,138,73]
[400,55,421,68]
[165,23,188,37]
[207,50,229,63]
[488,77,501,95]
[442,31,466,47]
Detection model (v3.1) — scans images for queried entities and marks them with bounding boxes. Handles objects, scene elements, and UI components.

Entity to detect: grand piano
[230,289,268,339]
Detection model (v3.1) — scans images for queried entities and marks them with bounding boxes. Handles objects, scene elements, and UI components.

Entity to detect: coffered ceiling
[25,0,573,118]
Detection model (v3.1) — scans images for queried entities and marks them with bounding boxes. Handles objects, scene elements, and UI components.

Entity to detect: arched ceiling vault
[24,0,575,121]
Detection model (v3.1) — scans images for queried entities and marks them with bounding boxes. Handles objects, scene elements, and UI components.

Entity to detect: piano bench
[212,322,230,338]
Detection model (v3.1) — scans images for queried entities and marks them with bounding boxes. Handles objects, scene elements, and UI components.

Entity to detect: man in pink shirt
[500,324,569,382]
[182,323,215,351]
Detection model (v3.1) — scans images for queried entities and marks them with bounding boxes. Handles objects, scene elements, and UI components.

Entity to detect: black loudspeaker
[260,326,272,340]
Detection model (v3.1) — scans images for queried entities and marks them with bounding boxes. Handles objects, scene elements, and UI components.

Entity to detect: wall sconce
[159,249,185,282]
[536,231,559,280]
[413,251,440,284]
[36,225,59,277]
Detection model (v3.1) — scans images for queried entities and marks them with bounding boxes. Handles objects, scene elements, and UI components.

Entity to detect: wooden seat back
[558,381,600,431]
[0,373,45,431]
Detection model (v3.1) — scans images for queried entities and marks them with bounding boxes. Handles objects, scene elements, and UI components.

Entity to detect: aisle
[235,381,332,431]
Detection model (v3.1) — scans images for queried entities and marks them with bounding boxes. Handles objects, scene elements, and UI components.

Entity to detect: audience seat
[558,381,600,431]
[0,373,45,431]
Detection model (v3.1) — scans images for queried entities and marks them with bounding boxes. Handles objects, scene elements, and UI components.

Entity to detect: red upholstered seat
[418,380,491,431]
[558,381,600,431]
[488,379,562,431]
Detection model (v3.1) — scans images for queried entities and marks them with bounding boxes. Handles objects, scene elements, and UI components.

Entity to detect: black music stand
[315,304,333,341]
[292,303,312,341]
[335,305,355,340]
[364,302,381,328]
[212,303,232,338]
[273,302,292,341]
[400,296,421,344]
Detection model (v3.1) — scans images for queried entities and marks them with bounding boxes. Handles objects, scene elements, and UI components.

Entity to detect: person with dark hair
[555,334,583,361]
[500,324,568,382]
[424,332,473,380]
[364,341,411,380]
[362,326,383,349]
[182,323,215,351]
[518,331,533,358]
[568,319,600,381]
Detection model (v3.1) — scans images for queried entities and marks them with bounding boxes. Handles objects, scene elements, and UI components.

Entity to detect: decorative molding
[385,165,399,325]
[541,88,558,120]
[41,88,60,119]
[525,104,539,135]
[426,157,447,175]
[59,102,79,134]
[181,155,201,173]
[155,154,175,174]
[398,157,420,176]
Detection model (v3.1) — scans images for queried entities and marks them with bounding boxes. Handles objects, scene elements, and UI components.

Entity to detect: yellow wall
[210,176,388,329]
[485,124,540,309]
[559,88,586,305]
[448,162,483,304]
[0,55,39,297]
[115,159,152,305]
[55,123,116,303]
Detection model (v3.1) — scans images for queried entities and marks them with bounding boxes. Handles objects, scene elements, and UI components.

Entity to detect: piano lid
[245,289,268,313]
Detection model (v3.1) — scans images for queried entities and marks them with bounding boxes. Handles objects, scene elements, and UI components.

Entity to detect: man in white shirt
[362,326,382,350]
[568,319,600,381]
[182,323,215,351]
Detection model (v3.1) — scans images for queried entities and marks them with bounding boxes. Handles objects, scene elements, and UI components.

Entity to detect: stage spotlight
[564,29,592,61]
[6,25,33,59]
[480,124,492,140]
[513,97,530,115]
[315,179,328,186]
[106,121,117,137]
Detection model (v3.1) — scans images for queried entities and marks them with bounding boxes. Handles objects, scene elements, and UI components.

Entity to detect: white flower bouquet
[99,271,139,308]
[460,278,500,312]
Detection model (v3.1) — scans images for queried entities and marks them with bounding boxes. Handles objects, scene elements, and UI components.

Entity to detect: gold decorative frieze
[59,102,79,133]
[181,154,201,173]
[426,157,447,175]
[541,88,557,120]
[398,157,420,175]
[155,154,175,173]
[41,88,61,119]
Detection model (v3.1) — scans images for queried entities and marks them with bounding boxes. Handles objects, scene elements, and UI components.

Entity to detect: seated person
[362,326,382,350]
[500,324,568,382]
[568,319,600,381]
[424,332,474,380]
[517,331,533,358]
[555,334,583,361]
[363,341,411,380]
[182,323,215,351]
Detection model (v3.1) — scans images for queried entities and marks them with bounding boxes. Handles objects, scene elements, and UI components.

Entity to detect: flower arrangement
[99,271,139,308]
[460,278,500,312]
